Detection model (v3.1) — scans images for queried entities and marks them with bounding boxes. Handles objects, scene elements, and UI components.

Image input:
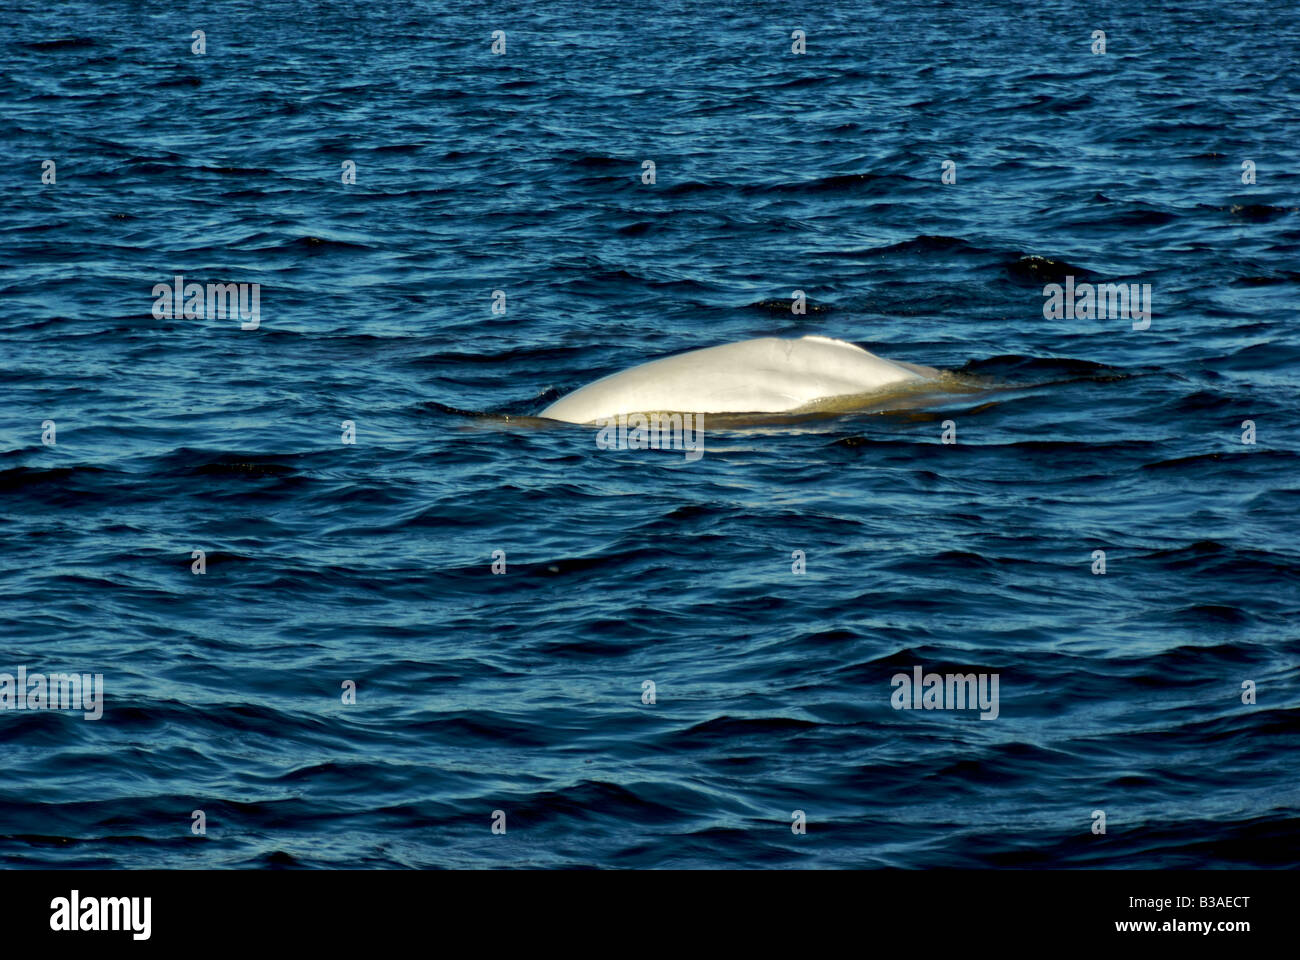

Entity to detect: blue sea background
[1,0,1298,868]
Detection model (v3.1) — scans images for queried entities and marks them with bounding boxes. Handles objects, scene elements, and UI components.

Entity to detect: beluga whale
[540,335,937,424]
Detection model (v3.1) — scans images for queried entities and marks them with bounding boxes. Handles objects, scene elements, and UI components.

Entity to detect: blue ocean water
[1,0,1298,868]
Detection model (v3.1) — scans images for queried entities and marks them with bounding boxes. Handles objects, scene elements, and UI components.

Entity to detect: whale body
[540,335,933,423]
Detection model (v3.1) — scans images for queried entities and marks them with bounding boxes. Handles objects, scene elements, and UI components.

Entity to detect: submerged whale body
[540,335,934,423]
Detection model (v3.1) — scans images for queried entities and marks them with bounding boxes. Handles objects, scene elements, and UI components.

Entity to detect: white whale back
[540,335,930,423]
